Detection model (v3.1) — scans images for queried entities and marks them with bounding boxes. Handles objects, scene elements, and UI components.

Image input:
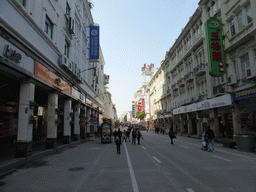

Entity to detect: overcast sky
[91,0,200,118]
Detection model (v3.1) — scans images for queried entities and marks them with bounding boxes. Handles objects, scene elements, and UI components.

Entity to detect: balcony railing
[184,72,193,82]
[194,63,206,76]
[172,83,178,90]
[177,78,185,86]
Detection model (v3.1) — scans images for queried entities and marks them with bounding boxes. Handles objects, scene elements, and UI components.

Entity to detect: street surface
[1,127,256,192]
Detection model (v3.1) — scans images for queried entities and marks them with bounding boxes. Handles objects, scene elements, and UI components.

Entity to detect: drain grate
[68,167,85,172]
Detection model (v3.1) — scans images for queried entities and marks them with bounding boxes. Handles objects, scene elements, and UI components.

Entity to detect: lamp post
[77,67,96,75]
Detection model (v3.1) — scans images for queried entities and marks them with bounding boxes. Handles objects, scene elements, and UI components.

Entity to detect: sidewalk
[0,139,88,178]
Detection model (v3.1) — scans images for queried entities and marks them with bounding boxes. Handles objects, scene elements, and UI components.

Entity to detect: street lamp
[77,67,96,75]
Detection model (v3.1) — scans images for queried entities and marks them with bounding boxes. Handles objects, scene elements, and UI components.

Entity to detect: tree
[136,111,146,120]
[114,121,119,128]
[124,114,127,122]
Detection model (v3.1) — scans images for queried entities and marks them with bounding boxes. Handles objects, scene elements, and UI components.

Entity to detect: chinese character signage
[89,26,99,60]
[138,102,142,112]
[141,98,145,112]
[205,17,226,77]
[132,104,135,118]
[234,86,256,100]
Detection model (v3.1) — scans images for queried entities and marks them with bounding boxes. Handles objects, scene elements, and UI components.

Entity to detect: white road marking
[152,156,162,164]
[124,141,139,192]
[212,155,232,162]
[186,188,195,192]
[141,146,146,150]
[181,145,189,149]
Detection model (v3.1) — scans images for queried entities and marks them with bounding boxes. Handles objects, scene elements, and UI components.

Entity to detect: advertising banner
[89,26,99,60]
[205,17,226,77]
[234,86,256,100]
[141,98,145,112]
[138,102,142,112]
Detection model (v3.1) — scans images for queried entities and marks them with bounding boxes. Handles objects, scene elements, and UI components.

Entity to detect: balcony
[186,81,194,89]
[177,78,185,86]
[172,83,178,91]
[213,85,225,95]
[184,72,194,82]
[194,63,206,76]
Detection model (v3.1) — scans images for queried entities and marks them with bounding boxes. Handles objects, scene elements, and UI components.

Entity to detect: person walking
[126,129,131,142]
[137,130,142,145]
[205,126,215,152]
[114,128,122,154]
[132,129,137,145]
[169,130,176,144]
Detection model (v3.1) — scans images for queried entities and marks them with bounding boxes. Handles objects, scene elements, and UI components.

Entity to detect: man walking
[169,130,176,144]
[126,129,131,142]
[137,130,142,145]
[132,129,137,145]
[114,128,122,154]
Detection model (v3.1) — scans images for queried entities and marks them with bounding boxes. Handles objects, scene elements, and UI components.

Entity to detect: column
[16,82,35,157]
[86,106,91,137]
[187,113,193,135]
[180,114,184,135]
[73,102,80,141]
[232,101,241,133]
[46,92,58,148]
[196,112,202,138]
[63,99,71,144]
[210,108,219,138]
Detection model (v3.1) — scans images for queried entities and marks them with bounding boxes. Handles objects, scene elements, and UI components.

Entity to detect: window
[237,12,243,31]
[230,18,236,36]
[65,3,71,26]
[18,0,25,6]
[64,40,70,58]
[246,5,252,24]
[240,54,250,78]
[44,15,53,39]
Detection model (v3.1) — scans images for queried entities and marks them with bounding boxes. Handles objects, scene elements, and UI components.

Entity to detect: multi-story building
[0,0,107,157]
[149,65,164,130]
[151,0,256,139]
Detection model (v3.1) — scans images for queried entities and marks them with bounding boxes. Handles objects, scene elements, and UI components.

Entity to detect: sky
[91,0,200,118]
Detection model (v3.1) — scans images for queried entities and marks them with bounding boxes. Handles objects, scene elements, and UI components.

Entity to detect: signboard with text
[205,17,226,77]
[89,26,99,60]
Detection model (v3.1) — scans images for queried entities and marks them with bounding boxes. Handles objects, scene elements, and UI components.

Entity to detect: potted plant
[234,110,256,152]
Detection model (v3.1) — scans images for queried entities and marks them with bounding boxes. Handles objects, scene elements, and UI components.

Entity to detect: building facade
[150,0,256,138]
[0,0,107,157]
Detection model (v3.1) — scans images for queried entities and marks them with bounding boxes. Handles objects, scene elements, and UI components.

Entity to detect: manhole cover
[68,167,84,172]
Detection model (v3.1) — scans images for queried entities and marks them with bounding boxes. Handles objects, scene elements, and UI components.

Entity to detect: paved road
[1,128,256,192]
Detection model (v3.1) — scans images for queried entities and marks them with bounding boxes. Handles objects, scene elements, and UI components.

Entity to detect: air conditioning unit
[68,17,75,34]
[246,66,256,80]
[60,55,69,69]
[228,74,237,85]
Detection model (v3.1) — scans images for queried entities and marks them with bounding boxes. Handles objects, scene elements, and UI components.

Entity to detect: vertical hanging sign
[205,17,226,77]
[89,26,99,60]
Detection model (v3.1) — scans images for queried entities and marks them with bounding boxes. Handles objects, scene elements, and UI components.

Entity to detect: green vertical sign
[205,17,226,77]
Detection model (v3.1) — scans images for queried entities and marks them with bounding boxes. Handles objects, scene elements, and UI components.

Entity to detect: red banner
[138,102,142,112]
[141,98,145,112]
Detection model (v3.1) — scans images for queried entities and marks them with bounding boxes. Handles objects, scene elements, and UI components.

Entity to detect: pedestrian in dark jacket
[132,129,137,145]
[115,129,122,154]
[205,126,215,152]
[169,130,176,144]
[126,130,131,142]
[137,130,142,145]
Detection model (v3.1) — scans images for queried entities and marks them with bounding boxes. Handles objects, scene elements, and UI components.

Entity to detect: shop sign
[2,45,22,63]
[89,26,99,60]
[173,94,232,115]
[234,86,256,100]
[35,62,71,95]
[71,88,85,103]
[205,17,226,77]
[132,104,135,118]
